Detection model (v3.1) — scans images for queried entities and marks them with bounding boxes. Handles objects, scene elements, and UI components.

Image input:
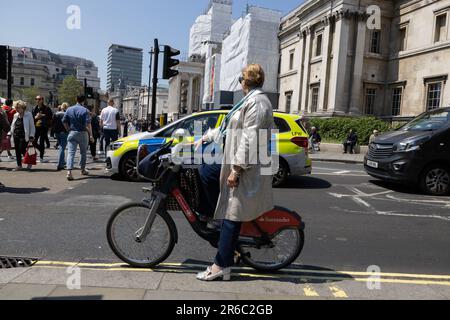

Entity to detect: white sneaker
[39,158,48,163]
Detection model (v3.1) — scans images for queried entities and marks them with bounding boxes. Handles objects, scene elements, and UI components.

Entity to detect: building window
[426,82,443,111]
[30,78,35,86]
[315,33,323,57]
[20,77,24,86]
[369,31,381,54]
[11,77,14,84]
[435,13,447,43]
[399,27,407,51]
[285,91,293,113]
[392,87,403,116]
[289,50,295,70]
[365,88,377,115]
[310,86,319,113]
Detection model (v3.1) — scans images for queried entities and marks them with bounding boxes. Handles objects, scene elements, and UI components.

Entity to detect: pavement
[1,143,449,300]
[309,151,365,164]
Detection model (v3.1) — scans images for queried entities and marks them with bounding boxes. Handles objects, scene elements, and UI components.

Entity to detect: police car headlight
[110,142,124,151]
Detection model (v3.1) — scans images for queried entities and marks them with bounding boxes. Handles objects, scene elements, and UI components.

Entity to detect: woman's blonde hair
[14,100,27,111]
[242,64,265,89]
[61,102,69,111]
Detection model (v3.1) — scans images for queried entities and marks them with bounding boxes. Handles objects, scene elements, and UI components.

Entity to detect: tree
[19,87,39,106]
[58,75,83,106]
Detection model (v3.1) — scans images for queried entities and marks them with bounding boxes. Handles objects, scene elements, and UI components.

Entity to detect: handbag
[1,135,11,150]
[22,143,37,166]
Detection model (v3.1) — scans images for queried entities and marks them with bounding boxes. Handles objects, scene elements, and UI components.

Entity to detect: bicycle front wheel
[107,203,177,268]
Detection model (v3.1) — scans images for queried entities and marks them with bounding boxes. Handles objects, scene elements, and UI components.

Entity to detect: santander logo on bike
[258,217,290,223]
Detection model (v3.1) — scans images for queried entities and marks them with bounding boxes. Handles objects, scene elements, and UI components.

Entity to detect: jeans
[198,163,222,218]
[34,127,49,159]
[89,137,98,157]
[103,129,119,152]
[215,220,243,269]
[56,132,68,169]
[67,131,88,171]
[13,136,27,167]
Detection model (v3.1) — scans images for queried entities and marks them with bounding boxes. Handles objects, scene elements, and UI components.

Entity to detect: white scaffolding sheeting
[189,14,212,57]
[220,7,281,93]
[189,1,232,58]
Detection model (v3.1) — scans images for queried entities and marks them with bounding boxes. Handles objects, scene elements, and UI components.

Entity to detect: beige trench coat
[205,89,275,222]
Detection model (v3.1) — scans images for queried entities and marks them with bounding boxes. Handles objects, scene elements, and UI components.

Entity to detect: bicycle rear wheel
[239,228,304,272]
[107,203,177,268]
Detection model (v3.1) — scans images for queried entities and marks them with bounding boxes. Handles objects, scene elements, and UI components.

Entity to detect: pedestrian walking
[100,99,121,153]
[88,106,101,161]
[0,107,10,190]
[32,96,53,163]
[52,103,69,171]
[1,99,16,160]
[63,95,94,181]
[196,64,275,281]
[8,101,35,172]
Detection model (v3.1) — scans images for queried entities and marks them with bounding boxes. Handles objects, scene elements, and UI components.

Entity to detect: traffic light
[0,46,7,80]
[162,46,180,80]
[86,87,94,99]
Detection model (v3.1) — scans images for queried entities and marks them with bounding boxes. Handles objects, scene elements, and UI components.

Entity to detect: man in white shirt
[100,99,121,152]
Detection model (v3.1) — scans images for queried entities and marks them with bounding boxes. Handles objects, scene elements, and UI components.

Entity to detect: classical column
[188,74,194,115]
[318,22,331,112]
[300,27,312,113]
[294,32,305,114]
[349,16,368,115]
[327,12,351,115]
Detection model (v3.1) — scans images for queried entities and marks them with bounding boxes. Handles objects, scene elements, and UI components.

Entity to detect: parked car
[106,110,312,186]
[365,107,450,196]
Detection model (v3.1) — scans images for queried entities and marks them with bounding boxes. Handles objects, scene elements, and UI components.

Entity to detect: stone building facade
[278,0,450,118]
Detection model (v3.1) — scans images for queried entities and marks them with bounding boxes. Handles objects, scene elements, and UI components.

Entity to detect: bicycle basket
[154,168,201,212]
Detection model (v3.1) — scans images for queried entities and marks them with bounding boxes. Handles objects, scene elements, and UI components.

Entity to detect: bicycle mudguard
[240,206,305,238]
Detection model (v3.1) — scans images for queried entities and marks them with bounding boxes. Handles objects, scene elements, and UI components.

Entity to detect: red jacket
[2,105,16,124]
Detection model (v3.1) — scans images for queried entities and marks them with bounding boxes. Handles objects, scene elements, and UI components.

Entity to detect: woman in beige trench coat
[196,64,275,281]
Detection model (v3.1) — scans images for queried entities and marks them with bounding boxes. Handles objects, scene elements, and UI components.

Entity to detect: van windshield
[401,109,450,132]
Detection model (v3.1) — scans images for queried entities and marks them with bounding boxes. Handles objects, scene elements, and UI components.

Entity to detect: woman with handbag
[8,100,36,171]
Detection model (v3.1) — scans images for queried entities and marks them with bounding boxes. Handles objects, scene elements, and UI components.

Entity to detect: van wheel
[120,152,139,182]
[420,164,450,196]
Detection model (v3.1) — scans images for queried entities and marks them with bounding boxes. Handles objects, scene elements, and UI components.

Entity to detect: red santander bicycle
[107,141,305,272]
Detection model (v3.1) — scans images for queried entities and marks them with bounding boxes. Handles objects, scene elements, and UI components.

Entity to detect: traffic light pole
[7,47,12,99]
[150,39,159,131]
[147,46,153,121]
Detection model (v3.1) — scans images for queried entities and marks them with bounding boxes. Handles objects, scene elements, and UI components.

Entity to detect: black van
[364,107,450,196]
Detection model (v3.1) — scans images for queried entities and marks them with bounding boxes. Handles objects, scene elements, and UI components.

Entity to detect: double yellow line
[34,260,450,286]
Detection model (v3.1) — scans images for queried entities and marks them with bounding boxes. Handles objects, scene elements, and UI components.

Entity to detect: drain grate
[0,256,38,269]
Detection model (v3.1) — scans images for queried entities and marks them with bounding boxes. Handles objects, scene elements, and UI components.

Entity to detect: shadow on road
[278,176,332,190]
[153,259,353,284]
[0,187,50,194]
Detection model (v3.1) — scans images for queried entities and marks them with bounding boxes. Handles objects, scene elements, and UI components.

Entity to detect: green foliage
[309,117,392,145]
[58,75,83,106]
[18,87,39,106]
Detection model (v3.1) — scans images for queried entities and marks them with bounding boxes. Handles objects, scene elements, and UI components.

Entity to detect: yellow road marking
[330,286,348,298]
[303,286,320,297]
[34,261,450,286]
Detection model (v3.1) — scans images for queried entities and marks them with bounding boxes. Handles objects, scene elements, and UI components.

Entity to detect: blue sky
[4,0,305,90]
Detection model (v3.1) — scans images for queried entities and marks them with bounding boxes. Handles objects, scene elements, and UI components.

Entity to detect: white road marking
[331,207,450,222]
[0,218,4,222]
[386,194,450,208]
